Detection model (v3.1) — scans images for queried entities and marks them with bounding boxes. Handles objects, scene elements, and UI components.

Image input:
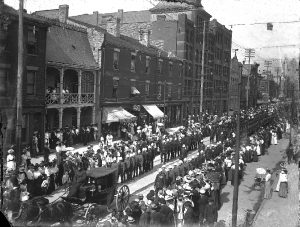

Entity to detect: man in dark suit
[158,198,174,227]
[66,163,87,198]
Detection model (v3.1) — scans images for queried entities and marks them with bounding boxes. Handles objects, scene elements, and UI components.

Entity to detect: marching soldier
[154,168,166,194]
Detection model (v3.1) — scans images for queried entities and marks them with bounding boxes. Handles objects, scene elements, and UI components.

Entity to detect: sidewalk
[252,130,300,227]
[252,163,299,227]
[217,137,290,226]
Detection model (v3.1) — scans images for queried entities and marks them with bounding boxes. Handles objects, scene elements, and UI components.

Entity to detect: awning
[102,107,136,123]
[142,105,164,119]
[131,87,140,95]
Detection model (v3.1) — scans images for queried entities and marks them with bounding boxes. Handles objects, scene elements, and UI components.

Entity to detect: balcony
[46,93,94,107]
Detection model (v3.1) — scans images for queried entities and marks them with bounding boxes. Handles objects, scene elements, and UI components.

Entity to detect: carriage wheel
[116,185,130,211]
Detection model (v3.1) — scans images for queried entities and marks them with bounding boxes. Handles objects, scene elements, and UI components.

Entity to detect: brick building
[209,19,232,114]
[0,3,49,153]
[240,63,260,109]
[36,5,184,138]
[70,0,232,118]
[229,55,241,111]
[34,6,99,131]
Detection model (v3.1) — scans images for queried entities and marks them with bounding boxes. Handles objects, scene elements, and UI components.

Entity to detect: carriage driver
[66,162,87,198]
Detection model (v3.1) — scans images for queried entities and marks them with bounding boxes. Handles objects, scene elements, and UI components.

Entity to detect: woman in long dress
[278,169,288,198]
[264,169,272,199]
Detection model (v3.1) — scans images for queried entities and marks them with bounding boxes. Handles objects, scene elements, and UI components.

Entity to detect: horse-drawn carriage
[64,166,130,225]
[14,166,130,227]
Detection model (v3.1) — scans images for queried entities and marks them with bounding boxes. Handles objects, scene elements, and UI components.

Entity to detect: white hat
[200,188,205,194]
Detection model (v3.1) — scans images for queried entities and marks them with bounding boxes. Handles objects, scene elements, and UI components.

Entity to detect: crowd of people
[102,109,286,227]
[2,103,292,225]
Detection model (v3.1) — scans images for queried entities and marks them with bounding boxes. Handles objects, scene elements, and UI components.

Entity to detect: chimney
[117,9,123,24]
[58,4,69,23]
[93,11,99,26]
[106,17,120,37]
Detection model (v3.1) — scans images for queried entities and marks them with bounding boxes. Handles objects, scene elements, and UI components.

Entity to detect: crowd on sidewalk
[2,103,289,225]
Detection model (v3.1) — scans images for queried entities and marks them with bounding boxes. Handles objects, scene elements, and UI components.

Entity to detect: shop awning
[131,87,140,95]
[142,105,164,119]
[102,107,136,123]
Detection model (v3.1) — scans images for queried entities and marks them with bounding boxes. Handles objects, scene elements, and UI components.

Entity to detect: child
[41,174,49,195]
[6,146,16,173]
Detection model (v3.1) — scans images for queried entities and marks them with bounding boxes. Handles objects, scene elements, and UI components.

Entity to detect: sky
[4,0,300,72]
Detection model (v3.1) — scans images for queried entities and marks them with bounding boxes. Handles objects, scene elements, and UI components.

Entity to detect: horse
[14,197,73,227]
[135,154,144,176]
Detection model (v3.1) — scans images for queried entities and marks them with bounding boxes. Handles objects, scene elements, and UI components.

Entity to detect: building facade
[36,5,184,138]
[0,3,49,153]
[209,19,232,114]
[229,55,240,111]
[43,20,99,131]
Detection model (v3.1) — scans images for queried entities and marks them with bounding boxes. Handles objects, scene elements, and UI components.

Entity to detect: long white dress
[256,141,261,155]
[275,172,288,191]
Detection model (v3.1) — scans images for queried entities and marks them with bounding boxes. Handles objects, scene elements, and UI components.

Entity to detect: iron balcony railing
[45,93,94,105]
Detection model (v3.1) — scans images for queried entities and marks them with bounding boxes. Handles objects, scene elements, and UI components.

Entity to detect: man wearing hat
[4,175,21,221]
[154,168,166,195]
[150,202,164,227]
[204,197,218,226]
[198,188,209,225]
[158,197,174,227]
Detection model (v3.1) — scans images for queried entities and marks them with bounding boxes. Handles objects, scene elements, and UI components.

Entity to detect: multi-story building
[240,63,260,109]
[70,0,232,117]
[229,55,241,111]
[43,21,99,130]
[36,5,184,138]
[209,19,232,114]
[0,3,49,153]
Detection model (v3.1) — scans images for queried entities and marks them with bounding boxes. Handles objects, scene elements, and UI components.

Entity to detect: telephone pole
[199,21,206,122]
[16,0,24,167]
[232,60,243,227]
[244,48,255,109]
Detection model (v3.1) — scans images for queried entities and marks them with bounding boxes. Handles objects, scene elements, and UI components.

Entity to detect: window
[130,53,136,72]
[112,77,119,98]
[113,49,120,70]
[145,56,151,74]
[27,26,38,55]
[185,45,189,59]
[0,69,8,96]
[167,83,172,97]
[189,64,192,77]
[145,81,150,96]
[169,62,173,76]
[21,114,28,142]
[178,84,182,99]
[179,63,183,77]
[26,70,36,95]
[157,82,162,99]
[158,59,163,74]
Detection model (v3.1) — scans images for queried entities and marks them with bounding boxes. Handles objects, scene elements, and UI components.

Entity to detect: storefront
[101,106,137,139]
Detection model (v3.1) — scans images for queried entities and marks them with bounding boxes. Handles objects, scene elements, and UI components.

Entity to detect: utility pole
[199,21,206,123]
[16,0,24,167]
[244,48,255,109]
[232,61,242,227]
[163,80,166,126]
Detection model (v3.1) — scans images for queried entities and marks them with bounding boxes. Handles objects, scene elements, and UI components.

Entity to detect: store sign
[133,105,140,111]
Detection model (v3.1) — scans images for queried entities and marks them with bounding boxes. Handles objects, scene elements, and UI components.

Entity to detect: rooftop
[46,24,97,69]
[2,3,50,26]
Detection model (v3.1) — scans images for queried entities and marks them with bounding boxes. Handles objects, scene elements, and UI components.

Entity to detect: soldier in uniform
[161,140,167,164]
[154,168,166,194]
